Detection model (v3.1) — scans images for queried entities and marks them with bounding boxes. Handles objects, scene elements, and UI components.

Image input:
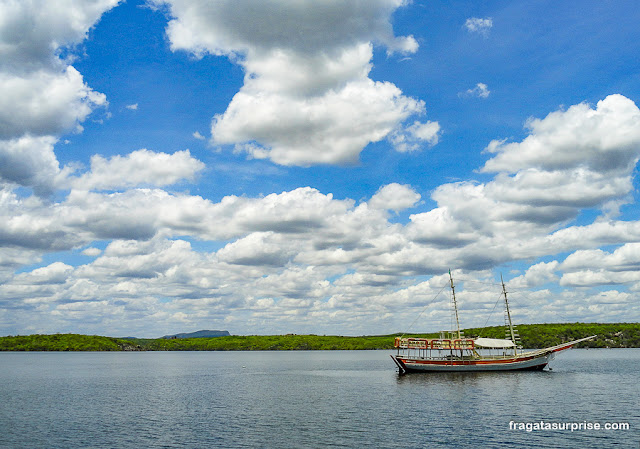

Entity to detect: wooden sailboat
[391,272,596,373]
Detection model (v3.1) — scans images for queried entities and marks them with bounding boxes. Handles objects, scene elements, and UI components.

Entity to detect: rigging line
[400,283,449,339]
[504,289,574,326]
[453,278,502,286]
[512,289,577,324]
[506,286,557,292]
[477,292,504,339]
[459,288,500,293]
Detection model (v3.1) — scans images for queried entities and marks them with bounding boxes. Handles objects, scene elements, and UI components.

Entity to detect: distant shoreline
[1,323,639,351]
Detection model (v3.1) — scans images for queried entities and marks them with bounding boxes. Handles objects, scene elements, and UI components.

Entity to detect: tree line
[1,323,638,351]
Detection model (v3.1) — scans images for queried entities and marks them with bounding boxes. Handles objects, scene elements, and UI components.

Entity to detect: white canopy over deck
[473,338,516,348]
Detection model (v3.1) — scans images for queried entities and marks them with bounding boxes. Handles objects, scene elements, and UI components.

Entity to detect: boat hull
[393,351,555,372]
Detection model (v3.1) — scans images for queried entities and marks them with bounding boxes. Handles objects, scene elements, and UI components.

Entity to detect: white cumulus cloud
[0,135,71,196]
[483,95,640,174]
[82,247,102,257]
[459,83,490,99]
[0,67,107,139]
[154,0,437,166]
[0,0,121,69]
[0,0,118,195]
[369,183,421,212]
[71,149,205,191]
[464,17,493,36]
[390,120,441,152]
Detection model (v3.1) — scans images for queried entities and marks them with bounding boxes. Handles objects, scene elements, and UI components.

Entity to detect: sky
[1,0,640,338]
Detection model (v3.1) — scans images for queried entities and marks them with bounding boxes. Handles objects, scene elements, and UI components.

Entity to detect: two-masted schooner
[390,271,596,373]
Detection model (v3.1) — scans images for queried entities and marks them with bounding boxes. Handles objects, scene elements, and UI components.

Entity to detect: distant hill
[161,330,231,339]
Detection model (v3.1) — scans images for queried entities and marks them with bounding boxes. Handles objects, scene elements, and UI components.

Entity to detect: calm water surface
[0,349,638,448]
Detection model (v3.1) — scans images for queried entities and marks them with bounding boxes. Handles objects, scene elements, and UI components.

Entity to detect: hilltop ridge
[160,330,231,339]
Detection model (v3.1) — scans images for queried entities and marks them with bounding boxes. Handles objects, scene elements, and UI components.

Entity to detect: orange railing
[395,337,474,350]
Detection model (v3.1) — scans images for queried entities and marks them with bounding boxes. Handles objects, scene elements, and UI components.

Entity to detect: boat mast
[449,270,461,339]
[501,274,517,355]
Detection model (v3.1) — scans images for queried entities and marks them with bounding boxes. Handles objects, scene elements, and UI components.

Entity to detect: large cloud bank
[2,94,640,335]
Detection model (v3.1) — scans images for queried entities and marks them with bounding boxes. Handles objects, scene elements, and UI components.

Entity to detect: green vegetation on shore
[0,334,140,351]
[459,322,640,348]
[135,334,394,351]
[1,323,639,351]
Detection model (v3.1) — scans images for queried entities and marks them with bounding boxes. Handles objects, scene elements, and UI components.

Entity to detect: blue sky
[1,0,640,337]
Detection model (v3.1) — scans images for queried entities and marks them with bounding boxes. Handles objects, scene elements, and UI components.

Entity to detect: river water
[0,349,638,448]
